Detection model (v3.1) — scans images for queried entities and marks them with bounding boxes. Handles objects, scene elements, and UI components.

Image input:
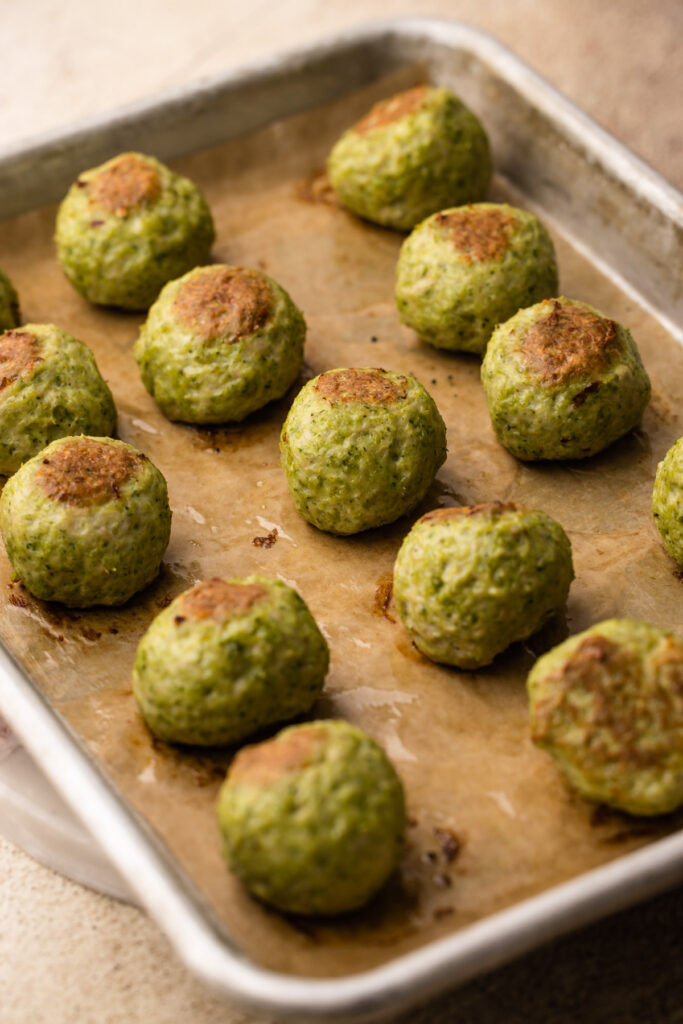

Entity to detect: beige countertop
[1,1,682,1022]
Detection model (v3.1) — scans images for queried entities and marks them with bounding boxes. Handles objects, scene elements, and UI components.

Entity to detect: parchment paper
[1,67,683,978]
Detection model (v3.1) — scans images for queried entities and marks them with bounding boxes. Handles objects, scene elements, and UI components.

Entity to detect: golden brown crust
[435,206,516,264]
[90,154,162,217]
[315,368,408,405]
[353,86,429,135]
[533,633,683,767]
[373,573,395,621]
[0,330,42,392]
[35,439,145,506]
[520,300,620,385]
[178,578,267,621]
[172,267,273,342]
[228,725,328,785]
[419,501,521,524]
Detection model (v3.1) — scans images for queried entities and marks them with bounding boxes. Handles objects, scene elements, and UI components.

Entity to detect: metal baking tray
[1,17,683,1022]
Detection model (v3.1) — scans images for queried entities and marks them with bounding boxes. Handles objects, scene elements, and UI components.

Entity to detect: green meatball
[394,502,574,669]
[0,323,116,475]
[0,269,20,331]
[280,367,447,535]
[133,264,305,423]
[528,619,683,816]
[55,152,215,310]
[133,576,329,746]
[217,719,406,915]
[481,297,651,460]
[0,436,171,607]
[395,203,558,354]
[652,437,683,564]
[327,85,491,231]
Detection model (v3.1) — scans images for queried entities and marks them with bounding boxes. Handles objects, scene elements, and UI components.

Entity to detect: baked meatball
[652,437,683,565]
[395,203,558,354]
[528,618,683,816]
[327,85,491,231]
[133,576,329,746]
[55,152,215,310]
[481,297,651,460]
[217,719,406,914]
[393,501,574,669]
[134,265,305,423]
[280,367,447,535]
[0,436,171,606]
[0,323,116,475]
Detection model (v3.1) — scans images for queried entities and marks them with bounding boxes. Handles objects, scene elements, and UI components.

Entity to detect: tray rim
[2,15,683,1021]
[1,16,681,222]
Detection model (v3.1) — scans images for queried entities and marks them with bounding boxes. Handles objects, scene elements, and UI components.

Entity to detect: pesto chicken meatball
[652,437,683,565]
[395,203,558,354]
[528,619,683,816]
[133,264,305,423]
[217,719,406,915]
[481,297,651,460]
[0,269,20,331]
[55,152,215,310]
[280,367,447,535]
[327,85,491,231]
[393,502,574,669]
[0,436,171,607]
[133,576,329,747]
[0,323,116,475]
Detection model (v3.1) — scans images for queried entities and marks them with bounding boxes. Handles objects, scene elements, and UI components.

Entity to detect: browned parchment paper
[1,66,683,978]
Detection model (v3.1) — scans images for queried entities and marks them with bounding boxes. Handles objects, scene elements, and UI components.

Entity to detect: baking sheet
[1,63,683,982]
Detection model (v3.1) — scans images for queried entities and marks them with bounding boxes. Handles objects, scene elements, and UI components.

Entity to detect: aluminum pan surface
[1,18,683,1022]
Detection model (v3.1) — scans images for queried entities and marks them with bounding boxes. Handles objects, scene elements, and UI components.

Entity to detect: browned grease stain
[353,85,428,135]
[520,299,621,385]
[433,825,462,863]
[172,266,273,342]
[435,206,516,264]
[252,528,278,549]
[399,827,466,909]
[395,636,429,665]
[373,574,396,623]
[648,388,679,424]
[294,170,341,207]
[0,330,42,391]
[90,153,162,217]
[419,501,521,525]
[315,368,408,405]
[229,725,328,785]
[35,439,145,506]
[178,578,267,621]
[95,689,230,788]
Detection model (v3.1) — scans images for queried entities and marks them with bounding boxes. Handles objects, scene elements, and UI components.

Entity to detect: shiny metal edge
[1,17,683,1021]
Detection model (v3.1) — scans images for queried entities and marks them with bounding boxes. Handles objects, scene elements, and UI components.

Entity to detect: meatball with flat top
[328,85,491,231]
[55,152,215,310]
[0,436,171,606]
[481,297,651,460]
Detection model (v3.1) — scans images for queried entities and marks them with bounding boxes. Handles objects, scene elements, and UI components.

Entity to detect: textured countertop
[2,1,682,1021]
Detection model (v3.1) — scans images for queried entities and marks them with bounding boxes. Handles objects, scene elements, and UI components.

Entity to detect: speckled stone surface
[2,1,682,1021]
